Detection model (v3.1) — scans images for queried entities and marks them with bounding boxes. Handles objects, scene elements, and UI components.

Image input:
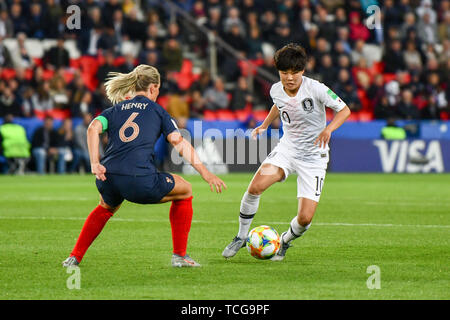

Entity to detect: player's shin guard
[283,216,311,243]
[237,191,260,239]
[169,196,193,257]
[70,205,114,262]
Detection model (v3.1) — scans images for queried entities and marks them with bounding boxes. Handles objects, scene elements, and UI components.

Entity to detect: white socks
[237,191,260,239]
[283,217,311,243]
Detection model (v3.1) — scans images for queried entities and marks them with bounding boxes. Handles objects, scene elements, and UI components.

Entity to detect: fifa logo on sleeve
[66,266,81,290]
[366,265,381,289]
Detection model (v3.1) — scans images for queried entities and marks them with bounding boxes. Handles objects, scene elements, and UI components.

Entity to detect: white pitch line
[0,216,449,229]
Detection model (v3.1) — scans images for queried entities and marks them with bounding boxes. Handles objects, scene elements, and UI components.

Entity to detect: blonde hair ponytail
[104,64,160,104]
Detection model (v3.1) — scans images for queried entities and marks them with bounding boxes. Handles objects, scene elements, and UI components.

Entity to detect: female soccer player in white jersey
[222,43,351,260]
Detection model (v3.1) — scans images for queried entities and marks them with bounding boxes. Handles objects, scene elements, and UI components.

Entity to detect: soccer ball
[246,225,281,260]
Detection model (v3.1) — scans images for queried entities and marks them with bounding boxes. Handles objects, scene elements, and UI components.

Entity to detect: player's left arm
[87,119,107,181]
[314,106,351,148]
[167,131,227,193]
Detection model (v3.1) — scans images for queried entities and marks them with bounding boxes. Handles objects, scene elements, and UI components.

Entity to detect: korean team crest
[301,98,314,113]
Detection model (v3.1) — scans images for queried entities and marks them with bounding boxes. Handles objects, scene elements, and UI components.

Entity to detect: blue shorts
[96,172,176,207]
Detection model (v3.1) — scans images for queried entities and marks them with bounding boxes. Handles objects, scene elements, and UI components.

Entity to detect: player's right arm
[251,104,279,139]
[87,119,107,181]
[167,131,227,193]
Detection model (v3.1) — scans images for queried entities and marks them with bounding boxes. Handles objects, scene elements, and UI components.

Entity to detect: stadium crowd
[0,0,449,174]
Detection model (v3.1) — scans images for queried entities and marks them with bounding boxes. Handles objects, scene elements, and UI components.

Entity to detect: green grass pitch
[0,173,448,300]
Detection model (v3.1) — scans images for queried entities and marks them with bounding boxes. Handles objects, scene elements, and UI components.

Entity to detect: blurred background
[0,0,449,175]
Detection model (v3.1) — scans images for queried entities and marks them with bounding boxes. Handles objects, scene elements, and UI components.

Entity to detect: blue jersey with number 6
[96,95,178,176]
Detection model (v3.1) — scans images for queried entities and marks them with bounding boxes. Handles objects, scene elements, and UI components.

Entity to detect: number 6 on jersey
[119,112,140,143]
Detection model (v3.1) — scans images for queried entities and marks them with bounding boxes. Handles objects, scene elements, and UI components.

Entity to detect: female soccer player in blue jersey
[62,65,226,268]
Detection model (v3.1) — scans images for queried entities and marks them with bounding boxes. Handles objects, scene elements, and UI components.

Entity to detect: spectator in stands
[397,89,420,120]
[348,11,370,42]
[9,32,33,69]
[56,118,73,172]
[424,72,448,114]
[403,41,423,72]
[334,7,348,28]
[245,11,259,33]
[381,117,407,140]
[230,76,252,111]
[416,0,437,25]
[97,51,121,83]
[438,11,450,42]
[166,22,184,44]
[0,36,13,68]
[31,81,54,116]
[44,37,70,70]
[0,114,30,175]
[103,0,122,27]
[334,68,361,112]
[316,6,335,43]
[383,39,406,73]
[0,86,22,117]
[21,87,35,118]
[260,9,277,43]
[69,72,95,117]
[162,38,183,73]
[204,6,223,37]
[192,0,207,25]
[71,113,93,173]
[400,12,417,39]
[92,83,112,112]
[28,3,46,39]
[111,9,125,51]
[124,8,146,43]
[49,70,70,110]
[304,55,321,82]
[203,77,229,111]
[44,0,63,39]
[417,12,439,45]
[318,54,337,85]
[367,74,386,109]
[189,90,206,119]
[247,27,264,59]
[31,116,66,174]
[223,22,248,53]
[98,26,119,54]
[382,0,403,31]
[167,89,189,129]
[223,7,246,35]
[10,3,28,35]
[374,96,397,120]
[0,9,13,38]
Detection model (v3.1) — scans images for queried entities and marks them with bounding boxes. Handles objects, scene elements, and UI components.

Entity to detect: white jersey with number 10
[270,76,347,163]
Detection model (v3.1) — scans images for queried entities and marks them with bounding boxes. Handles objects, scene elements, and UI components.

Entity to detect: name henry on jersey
[121,102,149,110]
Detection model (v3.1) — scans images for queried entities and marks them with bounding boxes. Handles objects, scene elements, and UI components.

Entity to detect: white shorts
[262,143,328,202]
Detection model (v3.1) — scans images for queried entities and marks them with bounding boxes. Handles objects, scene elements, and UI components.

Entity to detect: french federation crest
[301,98,314,113]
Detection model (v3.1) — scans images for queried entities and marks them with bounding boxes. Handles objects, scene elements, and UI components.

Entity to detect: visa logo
[373,140,444,173]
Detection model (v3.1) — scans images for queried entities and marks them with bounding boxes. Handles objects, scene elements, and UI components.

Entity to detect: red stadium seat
[48,109,71,120]
[357,89,371,110]
[383,73,396,83]
[1,68,16,80]
[358,110,374,122]
[235,103,253,122]
[42,69,54,80]
[203,110,217,120]
[156,95,169,109]
[216,109,236,120]
[346,111,360,122]
[253,109,269,122]
[70,58,81,69]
